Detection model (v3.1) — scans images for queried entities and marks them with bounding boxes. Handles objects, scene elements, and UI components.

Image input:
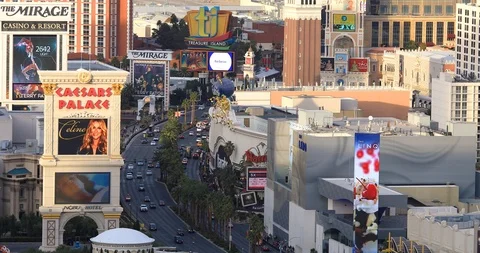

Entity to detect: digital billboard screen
[132,63,165,96]
[320,58,335,71]
[333,14,356,32]
[12,83,44,100]
[12,35,57,84]
[208,52,234,72]
[180,51,207,71]
[55,172,110,204]
[58,119,108,155]
[247,167,267,191]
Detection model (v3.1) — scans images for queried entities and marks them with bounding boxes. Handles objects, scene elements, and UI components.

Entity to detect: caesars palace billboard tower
[37,69,129,251]
[282,0,323,86]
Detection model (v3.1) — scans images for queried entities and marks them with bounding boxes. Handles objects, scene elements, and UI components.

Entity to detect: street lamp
[279,237,300,253]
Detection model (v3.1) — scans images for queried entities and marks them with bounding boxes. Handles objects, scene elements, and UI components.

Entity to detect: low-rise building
[280,95,362,118]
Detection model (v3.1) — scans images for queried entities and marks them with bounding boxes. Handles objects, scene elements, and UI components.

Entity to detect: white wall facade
[407,210,476,253]
[264,185,274,234]
[431,73,454,130]
[235,91,271,106]
[288,202,317,253]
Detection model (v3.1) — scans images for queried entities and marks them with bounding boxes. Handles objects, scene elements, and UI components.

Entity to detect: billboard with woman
[57,119,108,155]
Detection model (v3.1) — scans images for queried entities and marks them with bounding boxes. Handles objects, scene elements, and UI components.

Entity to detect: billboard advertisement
[12,35,57,84]
[216,145,231,169]
[349,58,368,72]
[320,58,335,71]
[133,63,165,96]
[55,172,110,204]
[353,133,380,253]
[180,51,207,71]
[333,14,356,32]
[208,52,234,72]
[58,119,108,155]
[331,0,356,11]
[247,167,267,191]
[12,83,44,100]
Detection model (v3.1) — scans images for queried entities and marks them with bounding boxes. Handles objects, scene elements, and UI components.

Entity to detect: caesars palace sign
[56,87,113,110]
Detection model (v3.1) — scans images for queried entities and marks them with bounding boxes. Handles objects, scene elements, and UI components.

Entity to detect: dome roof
[91,228,155,245]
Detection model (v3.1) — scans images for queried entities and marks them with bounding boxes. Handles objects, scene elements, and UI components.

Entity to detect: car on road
[176,229,184,236]
[174,236,183,244]
[149,203,157,209]
[153,137,159,141]
[154,127,160,133]
[141,139,148,144]
[196,132,201,137]
[127,163,134,169]
[125,172,134,180]
[146,170,153,176]
[136,172,143,179]
[196,138,201,143]
[137,161,144,166]
[192,153,199,159]
[150,141,156,146]
[155,162,160,168]
[187,227,194,233]
[189,131,194,136]
[182,158,188,165]
[199,105,205,110]
[140,204,148,212]
[138,184,145,191]
[149,223,157,231]
[147,162,154,168]
[261,245,270,251]
[178,135,185,139]
[202,135,207,139]
[159,200,165,206]
[125,194,131,202]
[144,196,151,202]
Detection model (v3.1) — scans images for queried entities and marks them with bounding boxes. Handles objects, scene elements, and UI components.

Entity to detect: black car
[176,229,184,236]
[141,139,148,144]
[149,223,157,231]
[174,236,183,244]
[144,196,151,202]
[147,163,154,168]
[138,184,145,191]
[149,203,157,209]
[187,227,194,233]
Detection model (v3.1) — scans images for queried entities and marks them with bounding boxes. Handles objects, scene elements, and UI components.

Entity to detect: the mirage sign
[127,50,173,61]
[0,3,72,21]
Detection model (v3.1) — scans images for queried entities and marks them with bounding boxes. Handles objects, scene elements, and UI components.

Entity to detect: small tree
[96,54,105,62]
[404,40,418,50]
[110,57,121,68]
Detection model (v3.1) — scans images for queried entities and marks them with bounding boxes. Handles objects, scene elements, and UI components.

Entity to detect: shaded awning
[7,167,31,176]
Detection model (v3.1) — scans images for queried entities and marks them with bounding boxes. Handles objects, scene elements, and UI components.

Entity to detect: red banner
[349,58,368,72]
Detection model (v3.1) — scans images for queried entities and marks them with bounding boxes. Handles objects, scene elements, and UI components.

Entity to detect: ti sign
[185,6,235,50]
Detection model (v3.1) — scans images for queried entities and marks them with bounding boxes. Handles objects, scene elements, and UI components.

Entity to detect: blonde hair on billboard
[79,119,108,154]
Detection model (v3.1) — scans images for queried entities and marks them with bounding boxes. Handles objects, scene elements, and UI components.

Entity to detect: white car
[189,131,194,136]
[154,127,160,133]
[146,170,153,176]
[150,141,156,146]
[202,135,207,139]
[196,138,201,143]
[127,163,134,169]
[153,137,159,141]
[126,172,134,180]
[199,105,205,110]
[140,204,148,212]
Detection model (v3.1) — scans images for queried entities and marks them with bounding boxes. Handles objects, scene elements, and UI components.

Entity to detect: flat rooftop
[324,178,403,196]
[234,106,298,120]
[308,117,445,137]
[68,60,124,71]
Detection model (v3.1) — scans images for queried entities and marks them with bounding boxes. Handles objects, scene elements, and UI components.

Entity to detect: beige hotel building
[363,0,467,48]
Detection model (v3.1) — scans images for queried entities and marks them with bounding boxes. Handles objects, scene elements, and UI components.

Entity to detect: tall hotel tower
[282,0,323,86]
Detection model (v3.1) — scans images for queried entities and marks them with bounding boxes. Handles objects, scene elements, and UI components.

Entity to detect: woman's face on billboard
[91,122,102,140]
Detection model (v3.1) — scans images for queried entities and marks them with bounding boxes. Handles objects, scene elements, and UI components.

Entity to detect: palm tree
[190,91,199,124]
[224,141,235,158]
[246,214,264,253]
[181,99,189,128]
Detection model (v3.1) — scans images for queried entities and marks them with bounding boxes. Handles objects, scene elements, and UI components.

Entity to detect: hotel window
[380,5,388,14]
[83,25,89,35]
[382,22,389,46]
[412,5,420,15]
[447,5,454,15]
[371,22,379,47]
[415,22,423,43]
[69,46,75,53]
[437,22,444,45]
[435,5,442,15]
[391,5,398,14]
[403,22,411,46]
[83,3,89,12]
[83,37,89,46]
[473,19,477,25]
[426,22,433,43]
[83,14,89,24]
[458,8,463,15]
[402,5,409,14]
[424,5,431,15]
[69,36,74,46]
[458,23,462,30]
[20,188,24,198]
[393,22,400,47]
[447,22,454,36]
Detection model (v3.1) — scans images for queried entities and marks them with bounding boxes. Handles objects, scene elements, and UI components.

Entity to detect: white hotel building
[455,3,480,78]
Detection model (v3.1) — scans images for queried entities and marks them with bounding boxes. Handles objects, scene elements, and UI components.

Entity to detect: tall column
[36,116,44,148]
[111,83,123,159]
[41,84,57,159]
[40,214,60,252]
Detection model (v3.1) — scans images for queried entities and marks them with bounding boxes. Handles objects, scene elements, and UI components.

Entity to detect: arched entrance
[333,35,355,50]
[59,212,106,247]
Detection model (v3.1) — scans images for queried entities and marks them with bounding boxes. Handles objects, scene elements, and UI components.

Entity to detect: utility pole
[229,218,233,251]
